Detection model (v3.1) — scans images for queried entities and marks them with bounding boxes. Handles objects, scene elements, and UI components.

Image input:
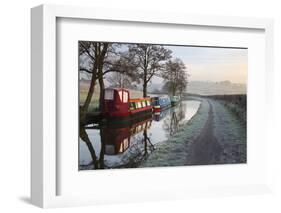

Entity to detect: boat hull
[103,108,153,124]
[153,104,171,112]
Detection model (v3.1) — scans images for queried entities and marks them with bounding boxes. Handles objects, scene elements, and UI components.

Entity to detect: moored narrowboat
[129,97,152,116]
[170,96,180,106]
[102,88,153,120]
[151,96,171,112]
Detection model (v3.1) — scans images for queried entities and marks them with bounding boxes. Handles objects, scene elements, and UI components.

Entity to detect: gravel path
[186,99,246,165]
[186,100,223,165]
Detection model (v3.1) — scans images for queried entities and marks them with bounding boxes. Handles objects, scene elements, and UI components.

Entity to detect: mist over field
[81,78,246,96]
[186,81,246,95]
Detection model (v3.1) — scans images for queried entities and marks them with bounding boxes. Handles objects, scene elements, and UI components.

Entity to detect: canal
[79,100,201,170]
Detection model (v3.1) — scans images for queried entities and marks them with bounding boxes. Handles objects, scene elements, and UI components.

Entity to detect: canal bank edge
[141,97,207,167]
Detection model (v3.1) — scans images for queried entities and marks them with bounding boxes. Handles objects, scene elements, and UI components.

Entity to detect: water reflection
[79,100,200,170]
[80,115,154,169]
[101,115,153,156]
[162,102,187,137]
[79,125,105,169]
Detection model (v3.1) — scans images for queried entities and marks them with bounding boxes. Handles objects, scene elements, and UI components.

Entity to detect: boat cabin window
[118,91,123,102]
[123,91,128,103]
[118,90,129,103]
[105,89,114,100]
[146,100,150,106]
[130,102,135,110]
[142,101,146,107]
[137,102,142,108]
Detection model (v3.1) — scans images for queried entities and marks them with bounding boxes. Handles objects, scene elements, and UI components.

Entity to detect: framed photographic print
[78,42,247,170]
[31,4,274,208]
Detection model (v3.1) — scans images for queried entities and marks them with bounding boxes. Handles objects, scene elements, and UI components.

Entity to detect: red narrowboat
[102,88,153,119]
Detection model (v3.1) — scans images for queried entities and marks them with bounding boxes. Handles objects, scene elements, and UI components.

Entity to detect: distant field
[186,81,246,96]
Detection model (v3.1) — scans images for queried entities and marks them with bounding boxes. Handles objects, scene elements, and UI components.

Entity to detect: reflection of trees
[118,129,155,168]
[79,125,105,169]
[143,129,155,156]
[162,111,179,136]
[177,102,186,121]
[169,112,179,136]
[99,127,106,169]
[162,103,186,137]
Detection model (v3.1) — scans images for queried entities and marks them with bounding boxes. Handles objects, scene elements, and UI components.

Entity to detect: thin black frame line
[78,40,248,50]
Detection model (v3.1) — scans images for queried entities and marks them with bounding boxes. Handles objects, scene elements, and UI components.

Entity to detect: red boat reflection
[100,114,153,155]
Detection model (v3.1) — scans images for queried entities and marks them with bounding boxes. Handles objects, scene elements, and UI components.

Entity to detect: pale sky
[80,43,248,85]
[162,45,248,84]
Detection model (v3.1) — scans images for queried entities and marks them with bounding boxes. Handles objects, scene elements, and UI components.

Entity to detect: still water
[79,100,201,170]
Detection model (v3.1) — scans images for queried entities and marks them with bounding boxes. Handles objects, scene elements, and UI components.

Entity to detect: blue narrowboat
[151,96,171,112]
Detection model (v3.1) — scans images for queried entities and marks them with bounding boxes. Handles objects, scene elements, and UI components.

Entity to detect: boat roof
[130,97,151,102]
[152,96,170,99]
[105,87,129,92]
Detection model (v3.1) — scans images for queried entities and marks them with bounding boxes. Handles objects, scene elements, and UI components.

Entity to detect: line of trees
[79,41,189,120]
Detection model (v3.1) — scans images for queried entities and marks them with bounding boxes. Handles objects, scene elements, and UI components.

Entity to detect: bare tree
[79,42,136,116]
[79,41,98,116]
[162,58,189,96]
[107,72,135,88]
[127,44,172,97]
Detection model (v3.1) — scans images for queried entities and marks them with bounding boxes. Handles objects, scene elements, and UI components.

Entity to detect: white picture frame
[31,4,274,208]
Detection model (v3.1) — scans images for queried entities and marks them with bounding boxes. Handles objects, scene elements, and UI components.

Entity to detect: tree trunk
[81,43,98,116]
[172,84,176,96]
[98,74,105,111]
[97,43,108,111]
[143,65,148,97]
[81,69,97,125]
[143,81,147,97]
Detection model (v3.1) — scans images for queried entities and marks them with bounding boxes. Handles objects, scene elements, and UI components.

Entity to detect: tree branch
[80,68,92,74]
[80,42,95,61]
[146,70,156,83]
[103,69,125,76]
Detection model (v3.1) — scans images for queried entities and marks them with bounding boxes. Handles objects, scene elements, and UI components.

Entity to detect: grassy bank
[140,98,208,167]
[211,100,247,163]
[209,94,246,124]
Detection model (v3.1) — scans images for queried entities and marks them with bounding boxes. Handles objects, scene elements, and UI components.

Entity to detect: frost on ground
[211,100,246,163]
[141,97,247,167]
[141,98,208,167]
